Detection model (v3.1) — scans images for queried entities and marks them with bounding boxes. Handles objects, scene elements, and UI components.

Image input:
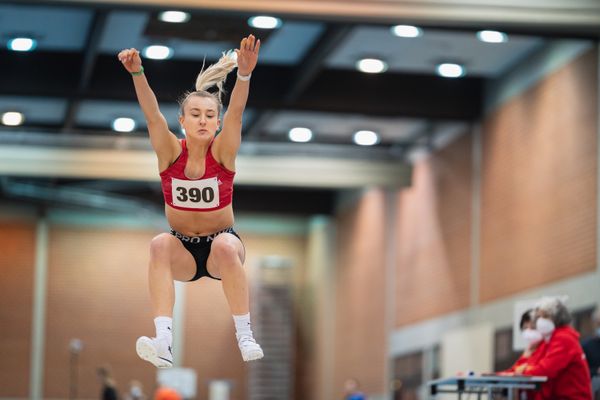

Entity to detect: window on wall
[392,351,423,400]
[494,327,521,372]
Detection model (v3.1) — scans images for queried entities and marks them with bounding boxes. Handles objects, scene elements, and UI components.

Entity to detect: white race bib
[171,177,219,209]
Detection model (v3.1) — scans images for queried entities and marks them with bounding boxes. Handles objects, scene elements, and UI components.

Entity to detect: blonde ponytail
[194,50,237,103]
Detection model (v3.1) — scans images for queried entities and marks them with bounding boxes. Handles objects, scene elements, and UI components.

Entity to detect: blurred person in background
[96,365,118,400]
[517,296,592,400]
[500,309,544,375]
[343,378,366,400]
[124,379,146,400]
[497,309,545,399]
[153,387,181,400]
[582,307,600,398]
[582,308,600,377]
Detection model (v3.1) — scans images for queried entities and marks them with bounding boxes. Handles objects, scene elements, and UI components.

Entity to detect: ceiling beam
[292,69,484,119]
[243,110,274,139]
[283,24,353,105]
[1,52,484,120]
[245,23,352,138]
[62,10,108,132]
[0,143,410,188]
[0,131,406,159]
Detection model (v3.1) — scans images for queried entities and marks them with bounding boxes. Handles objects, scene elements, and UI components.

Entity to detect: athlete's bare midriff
[165,203,235,236]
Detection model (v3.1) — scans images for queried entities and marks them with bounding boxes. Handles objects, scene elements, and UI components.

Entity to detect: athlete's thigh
[161,234,197,282]
[206,233,245,279]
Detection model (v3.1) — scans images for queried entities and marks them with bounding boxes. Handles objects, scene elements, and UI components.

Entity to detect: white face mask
[522,328,543,345]
[536,317,556,336]
[596,327,600,337]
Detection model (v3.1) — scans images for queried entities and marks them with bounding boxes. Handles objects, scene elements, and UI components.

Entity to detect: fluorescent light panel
[356,58,388,74]
[353,130,379,146]
[8,37,36,52]
[248,16,282,29]
[477,30,508,43]
[391,25,422,38]
[159,11,191,23]
[143,45,173,60]
[112,117,136,132]
[288,127,313,143]
[436,63,465,78]
[2,111,25,126]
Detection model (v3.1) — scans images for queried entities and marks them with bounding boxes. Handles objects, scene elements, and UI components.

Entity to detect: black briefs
[170,227,241,281]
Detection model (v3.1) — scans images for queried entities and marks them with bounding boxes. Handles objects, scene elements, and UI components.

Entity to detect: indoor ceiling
[0,1,597,215]
[0,2,557,145]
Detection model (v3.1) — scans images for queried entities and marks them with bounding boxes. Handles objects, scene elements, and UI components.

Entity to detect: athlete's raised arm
[118,48,180,171]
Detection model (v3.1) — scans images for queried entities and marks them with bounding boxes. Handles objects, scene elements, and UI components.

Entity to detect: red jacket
[503,344,545,373]
[524,326,592,400]
[499,345,545,399]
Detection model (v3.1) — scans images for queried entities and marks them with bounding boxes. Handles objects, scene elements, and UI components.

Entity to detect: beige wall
[333,189,387,397]
[0,221,36,397]
[480,48,598,302]
[388,46,600,374]
[394,133,473,326]
[389,47,598,329]
[182,231,308,400]
[296,218,335,400]
[0,213,308,400]
[183,278,246,399]
[45,226,159,398]
[246,232,308,399]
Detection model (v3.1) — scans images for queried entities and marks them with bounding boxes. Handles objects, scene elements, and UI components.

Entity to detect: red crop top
[159,140,235,212]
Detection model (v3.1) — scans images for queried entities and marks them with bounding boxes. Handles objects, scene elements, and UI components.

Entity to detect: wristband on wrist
[131,66,144,76]
[237,72,251,81]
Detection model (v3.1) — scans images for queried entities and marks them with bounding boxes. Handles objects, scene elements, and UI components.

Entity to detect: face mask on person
[522,328,543,345]
[536,317,555,336]
[596,327,600,337]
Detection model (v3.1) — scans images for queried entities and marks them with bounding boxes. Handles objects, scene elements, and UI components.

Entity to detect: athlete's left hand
[236,34,260,76]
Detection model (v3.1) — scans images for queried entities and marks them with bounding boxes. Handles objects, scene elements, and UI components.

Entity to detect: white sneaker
[236,334,264,361]
[136,336,173,368]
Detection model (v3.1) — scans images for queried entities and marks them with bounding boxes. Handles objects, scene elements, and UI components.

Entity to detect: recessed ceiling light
[477,30,508,43]
[248,16,282,29]
[436,63,465,78]
[391,25,422,38]
[1,111,25,126]
[158,11,191,23]
[356,58,388,74]
[112,117,136,133]
[8,37,36,52]
[142,45,173,60]
[288,127,313,143]
[353,130,379,146]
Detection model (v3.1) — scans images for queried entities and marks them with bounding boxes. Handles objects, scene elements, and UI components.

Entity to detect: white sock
[233,313,253,337]
[154,316,173,345]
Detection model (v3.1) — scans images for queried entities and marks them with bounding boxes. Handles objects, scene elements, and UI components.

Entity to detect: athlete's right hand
[117,48,142,74]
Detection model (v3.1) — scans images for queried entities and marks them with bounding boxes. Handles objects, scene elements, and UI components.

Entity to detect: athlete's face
[179,96,221,142]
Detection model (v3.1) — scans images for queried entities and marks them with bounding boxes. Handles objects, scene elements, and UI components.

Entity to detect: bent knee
[149,233,177,261]
[211,235,242,263]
